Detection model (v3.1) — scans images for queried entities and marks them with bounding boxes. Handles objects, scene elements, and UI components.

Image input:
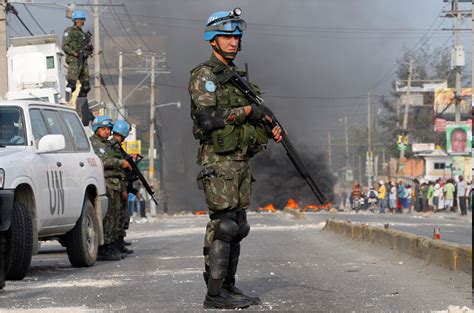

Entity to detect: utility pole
[117,51,123,116]
[367,92,373,188]
[344,116,349,168]
[454,0,462,124]
[148,54,156,216]
[148,54,156,184]
[93,0,101,104]
[0,1,7,98]
[358,155,362,184]
[400,58,413,160]
[327,131,332,171]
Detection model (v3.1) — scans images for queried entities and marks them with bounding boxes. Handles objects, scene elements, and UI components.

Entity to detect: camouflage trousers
[103,188,121,245]
[66,59,89,83]
[201,160,252,267]
[117,192,129,240]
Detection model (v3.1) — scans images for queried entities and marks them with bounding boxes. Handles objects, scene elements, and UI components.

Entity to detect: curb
[323,219,472,274]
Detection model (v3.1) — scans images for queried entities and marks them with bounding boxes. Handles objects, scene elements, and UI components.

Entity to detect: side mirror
[37,134,66,154]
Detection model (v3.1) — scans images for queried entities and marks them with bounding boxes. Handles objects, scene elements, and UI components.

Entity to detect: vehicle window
[42,110,74,152]
[29,109,48,148]
[60,111,90,151]
[0,107,25,146]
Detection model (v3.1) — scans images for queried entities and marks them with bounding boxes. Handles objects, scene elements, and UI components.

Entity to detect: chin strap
[212,38,242,62]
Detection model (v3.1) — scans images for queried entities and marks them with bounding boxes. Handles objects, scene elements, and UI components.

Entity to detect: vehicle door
[30,108,79,230]
[58,110,93,213]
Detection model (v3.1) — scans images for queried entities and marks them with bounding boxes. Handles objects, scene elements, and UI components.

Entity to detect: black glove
[248,103,264,123]
[196,109,225,131]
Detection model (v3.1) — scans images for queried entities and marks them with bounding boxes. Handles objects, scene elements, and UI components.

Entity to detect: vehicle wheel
[65,199,99,267]
[4,201,33,280]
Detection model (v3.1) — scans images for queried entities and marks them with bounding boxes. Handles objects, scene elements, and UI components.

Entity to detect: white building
[6,34,67,104]
[416,150,452,182]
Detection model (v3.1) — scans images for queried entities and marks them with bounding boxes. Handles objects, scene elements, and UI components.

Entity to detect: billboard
[434,88,471,117]
[446,123,471,156]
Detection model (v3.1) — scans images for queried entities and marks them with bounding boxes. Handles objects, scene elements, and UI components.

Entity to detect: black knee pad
[237,222,250,242]
[78,80,91,97]
[67,80,77,93]
[215,218,239,242]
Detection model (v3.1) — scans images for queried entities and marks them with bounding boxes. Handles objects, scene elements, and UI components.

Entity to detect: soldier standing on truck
[62,10,93,124]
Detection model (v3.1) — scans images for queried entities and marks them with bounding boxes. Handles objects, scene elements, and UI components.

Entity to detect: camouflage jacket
[62,25,87,64]
[90,134,126,191]
[189,54,260,166]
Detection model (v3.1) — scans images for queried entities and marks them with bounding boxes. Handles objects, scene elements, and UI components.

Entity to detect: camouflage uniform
[90,134,125,245]
[62,25,91,94]
[189,54,271,296]
[109,137,130,243]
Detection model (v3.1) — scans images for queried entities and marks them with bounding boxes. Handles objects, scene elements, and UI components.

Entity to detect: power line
[122,4,152,52]
[22,4,46,35]
[6,4,34,36]
[108,0,141,50]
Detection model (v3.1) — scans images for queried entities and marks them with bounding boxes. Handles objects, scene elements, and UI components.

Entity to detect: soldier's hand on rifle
[272,125,282,143]
[120,160,132,170]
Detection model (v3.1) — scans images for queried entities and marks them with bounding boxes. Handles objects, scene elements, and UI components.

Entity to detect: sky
[6,0,472,210]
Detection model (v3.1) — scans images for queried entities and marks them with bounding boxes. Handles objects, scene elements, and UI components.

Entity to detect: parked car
[0,100,107,281]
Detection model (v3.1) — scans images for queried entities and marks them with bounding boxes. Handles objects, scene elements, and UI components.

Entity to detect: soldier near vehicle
[62,10,93,124]
[90,116,131,261]
[189,8,282,309]
[110,120,134,255]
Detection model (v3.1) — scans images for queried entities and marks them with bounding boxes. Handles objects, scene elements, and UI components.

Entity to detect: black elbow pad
[196,109,225,131]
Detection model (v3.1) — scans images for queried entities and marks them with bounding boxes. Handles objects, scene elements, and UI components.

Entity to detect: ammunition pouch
[211,124,239,154]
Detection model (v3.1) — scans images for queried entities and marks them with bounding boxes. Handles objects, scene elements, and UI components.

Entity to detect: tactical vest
[190,61,268,157]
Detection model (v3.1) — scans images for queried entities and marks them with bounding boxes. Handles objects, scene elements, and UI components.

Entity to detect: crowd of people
[343,176,472,216]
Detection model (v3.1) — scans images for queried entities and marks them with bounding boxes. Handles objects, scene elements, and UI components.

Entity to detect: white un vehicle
[0,100,107,281]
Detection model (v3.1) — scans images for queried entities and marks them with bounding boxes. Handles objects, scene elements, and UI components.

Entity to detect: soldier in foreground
[111,120,134,255]
[90,116,131,261]
[189,8,282,309]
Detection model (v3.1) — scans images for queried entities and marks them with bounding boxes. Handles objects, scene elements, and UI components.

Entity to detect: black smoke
[250,142,337,209]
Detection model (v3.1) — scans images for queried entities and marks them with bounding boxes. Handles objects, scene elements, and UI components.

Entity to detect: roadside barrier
[323,219,472,274]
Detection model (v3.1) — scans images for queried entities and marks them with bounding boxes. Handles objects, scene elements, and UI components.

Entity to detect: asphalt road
[0,212,471,312]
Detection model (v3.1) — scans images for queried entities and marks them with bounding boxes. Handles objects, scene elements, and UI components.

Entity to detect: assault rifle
[77,31,93,69]
[219,70,328,204]
[113,142,159,205]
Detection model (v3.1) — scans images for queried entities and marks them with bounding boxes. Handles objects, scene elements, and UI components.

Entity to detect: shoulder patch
[63,32,69,37]
[99,148,105,155]
[205,80,216,92]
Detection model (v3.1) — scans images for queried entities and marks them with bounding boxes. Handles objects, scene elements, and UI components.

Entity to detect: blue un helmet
[91,115,113,133]
[112,120,130,138]
[203,8,246,41]
[72,10,86,21]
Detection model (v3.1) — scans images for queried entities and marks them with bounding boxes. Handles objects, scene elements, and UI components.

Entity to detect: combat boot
[116,240,134,254]
[109,244,127,259]
[203,292,252,309]
[223,280,261,305]
[97,244,121,261]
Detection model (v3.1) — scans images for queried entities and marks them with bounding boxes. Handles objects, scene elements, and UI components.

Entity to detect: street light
[149,101,181,214]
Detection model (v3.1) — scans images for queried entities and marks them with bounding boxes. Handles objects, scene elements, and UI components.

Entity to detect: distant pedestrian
[414,179,422,212]
[397,181,405,213]
[443,179,455,212]
[427,182,435,211]
[420,181,429,212]
[405,184,413,213]
[433,180,441,211]
[457,176,468,215]
[389,182,397,214]
[378,180,386,214]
